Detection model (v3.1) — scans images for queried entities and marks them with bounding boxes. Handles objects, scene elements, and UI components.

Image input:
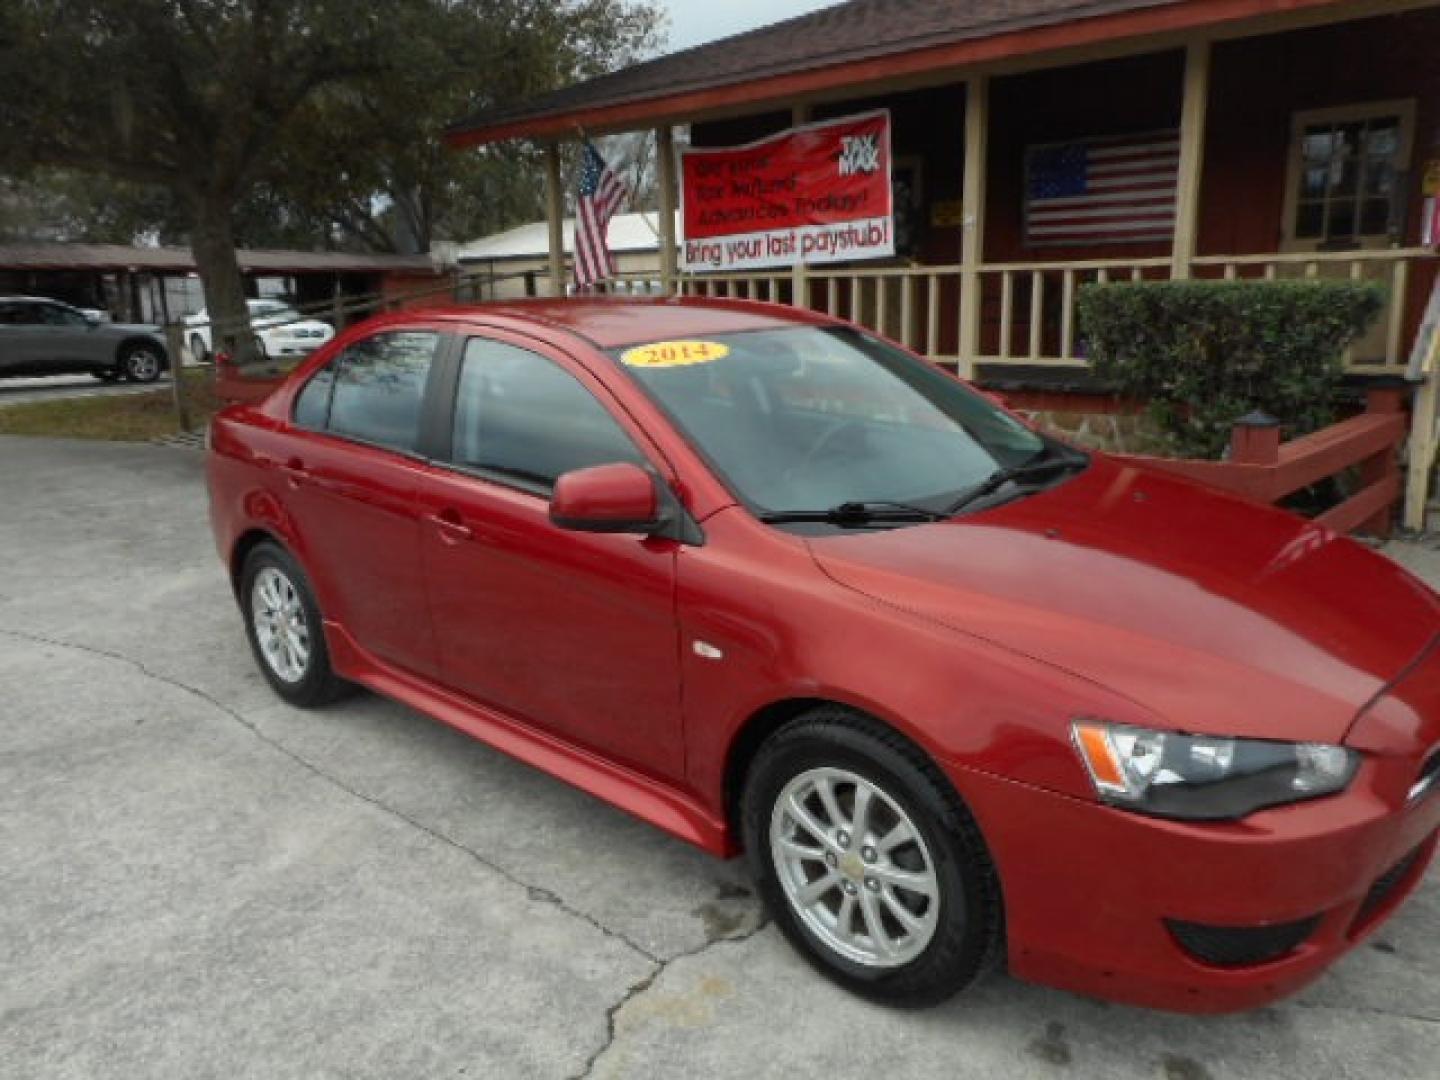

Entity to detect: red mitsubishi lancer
[207,297,1440,1012]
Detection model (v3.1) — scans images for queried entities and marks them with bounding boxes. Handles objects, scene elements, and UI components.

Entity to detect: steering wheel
[785,417,868,483]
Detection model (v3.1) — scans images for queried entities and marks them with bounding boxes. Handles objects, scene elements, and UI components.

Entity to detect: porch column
[656,125,679,295]
[791,103,812,308]
[1171,40,1212,280]
[958,75,990,379]
[544,142,566,297]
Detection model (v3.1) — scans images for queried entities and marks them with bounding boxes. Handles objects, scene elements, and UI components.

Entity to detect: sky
[658,0,838,52]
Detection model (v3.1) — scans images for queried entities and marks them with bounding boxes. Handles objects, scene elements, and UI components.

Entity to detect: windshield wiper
[944,446,1088,517]
[758,499,949,527]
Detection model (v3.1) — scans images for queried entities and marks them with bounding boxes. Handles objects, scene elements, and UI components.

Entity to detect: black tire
[190,334,209,364]
[120,342,165,383]
[741,707,1003,1007]
[239,541,353,707]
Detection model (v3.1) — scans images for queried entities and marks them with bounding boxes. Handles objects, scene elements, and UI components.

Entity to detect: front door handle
[428,509,474,544]
[282,457,308,489]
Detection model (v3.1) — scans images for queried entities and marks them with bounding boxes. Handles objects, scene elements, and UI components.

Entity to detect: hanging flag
[1025,130,1180,246]
[574,141,629,290]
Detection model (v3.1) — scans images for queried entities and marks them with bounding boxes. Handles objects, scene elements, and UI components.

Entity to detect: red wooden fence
[1116,387,1408,537]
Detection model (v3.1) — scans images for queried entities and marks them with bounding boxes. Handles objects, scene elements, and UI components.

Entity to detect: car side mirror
[549,463,663,535]
[83,312,101,327]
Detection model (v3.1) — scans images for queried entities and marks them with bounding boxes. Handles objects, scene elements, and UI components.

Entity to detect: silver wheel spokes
[251,567,310,683]
[129,350,159,379]
[770,767,941,968]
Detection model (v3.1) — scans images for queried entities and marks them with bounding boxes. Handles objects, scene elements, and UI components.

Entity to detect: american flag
[1025,130,1179,246]
[574,142,629,290]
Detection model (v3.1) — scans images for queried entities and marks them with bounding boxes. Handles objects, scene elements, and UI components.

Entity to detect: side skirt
[325,622,732,857]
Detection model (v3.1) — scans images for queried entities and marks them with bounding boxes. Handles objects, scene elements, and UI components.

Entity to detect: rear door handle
[428,509,475,544]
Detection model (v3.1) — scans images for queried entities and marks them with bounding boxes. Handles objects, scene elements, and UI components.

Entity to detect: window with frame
[451,337,646,492]
[1288,103,1413,246]
[38,304,87,327]
[292,330,439,452]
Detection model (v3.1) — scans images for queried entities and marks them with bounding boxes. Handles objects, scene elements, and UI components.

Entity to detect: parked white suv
[186,299,335,363]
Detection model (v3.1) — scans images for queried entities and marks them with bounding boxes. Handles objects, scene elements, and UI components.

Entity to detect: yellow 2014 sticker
[621,340,730,368]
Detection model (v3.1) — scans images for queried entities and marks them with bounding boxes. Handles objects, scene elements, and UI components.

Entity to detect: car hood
[808,456,1440,745]
[258,317,330,332]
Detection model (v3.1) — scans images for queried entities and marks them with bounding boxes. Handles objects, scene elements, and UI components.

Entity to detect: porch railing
[669,247,1437,375]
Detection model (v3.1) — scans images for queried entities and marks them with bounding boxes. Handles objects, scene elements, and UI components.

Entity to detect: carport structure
[445,0,1440,526]
[0,242,444,326]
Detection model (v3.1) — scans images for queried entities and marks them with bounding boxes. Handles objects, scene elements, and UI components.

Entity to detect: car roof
[0,296,69,304]
[421,296,834,349]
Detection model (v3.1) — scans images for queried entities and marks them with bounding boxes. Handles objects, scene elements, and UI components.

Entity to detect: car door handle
[281,457,309,488]
[428,510,475,544]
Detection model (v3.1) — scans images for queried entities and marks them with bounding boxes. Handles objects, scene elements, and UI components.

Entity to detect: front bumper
[953,758,1440,1013]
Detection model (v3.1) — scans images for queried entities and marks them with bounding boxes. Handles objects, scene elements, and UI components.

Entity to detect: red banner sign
[680,110,894,273]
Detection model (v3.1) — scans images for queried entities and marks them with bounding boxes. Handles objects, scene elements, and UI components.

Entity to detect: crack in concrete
[0,626,665,966]
[4,624,779,1078]
[567,916,771,1080]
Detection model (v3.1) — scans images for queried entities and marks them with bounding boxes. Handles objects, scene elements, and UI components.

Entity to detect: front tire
[120,342,164,383]
[240,542,352,707]
[741,708,1003,1007]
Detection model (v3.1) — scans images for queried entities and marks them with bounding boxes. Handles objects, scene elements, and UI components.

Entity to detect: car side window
[293,331,439,452]
[293,362,337,430]
[0,303,41,325]
[451,337,646,492]
[39,304,85,327]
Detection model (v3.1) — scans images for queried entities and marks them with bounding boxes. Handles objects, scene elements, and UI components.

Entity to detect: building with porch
[446,0,1440,524]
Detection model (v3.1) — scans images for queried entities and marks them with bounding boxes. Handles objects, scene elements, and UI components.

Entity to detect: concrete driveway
[2,435,1437,1080]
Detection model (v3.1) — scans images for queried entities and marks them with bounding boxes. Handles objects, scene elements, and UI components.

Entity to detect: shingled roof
[446,0,1271,145]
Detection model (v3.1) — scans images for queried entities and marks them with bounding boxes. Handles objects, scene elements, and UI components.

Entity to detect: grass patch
[0,372,221,441]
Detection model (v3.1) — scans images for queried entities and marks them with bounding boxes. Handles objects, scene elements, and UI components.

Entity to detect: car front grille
[1166,915,1321,968]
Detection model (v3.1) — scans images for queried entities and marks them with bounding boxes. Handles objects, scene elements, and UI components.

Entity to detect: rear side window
[451,337,645,491]
[293,331,440,452]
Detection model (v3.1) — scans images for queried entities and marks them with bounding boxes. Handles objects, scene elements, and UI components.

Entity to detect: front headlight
[1071,719,1358,821]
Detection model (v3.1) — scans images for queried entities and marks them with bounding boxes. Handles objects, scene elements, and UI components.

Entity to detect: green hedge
[1076,280,1386,459]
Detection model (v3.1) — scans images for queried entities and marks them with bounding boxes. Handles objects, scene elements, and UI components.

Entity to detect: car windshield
[609,326,1054,519]
[250,300,299,320]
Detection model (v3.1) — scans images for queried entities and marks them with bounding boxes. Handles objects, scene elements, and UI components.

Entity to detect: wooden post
[1405,337,1440,532]
[791,104,812,308]
[656,126,679,296]
[1360,386,1405,538]
[1229,411,1281,466]
[958,75,990,379]
[545,142,566,297]
[1171,40,1211,280]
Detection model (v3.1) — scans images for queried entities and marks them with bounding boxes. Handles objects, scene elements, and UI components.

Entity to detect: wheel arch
[229,527,285,598]
[115,335,170,368]
[722,696,958,850]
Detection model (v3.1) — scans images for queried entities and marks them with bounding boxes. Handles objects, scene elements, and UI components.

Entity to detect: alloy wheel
[251,566,311,684]
[769,766,941,968]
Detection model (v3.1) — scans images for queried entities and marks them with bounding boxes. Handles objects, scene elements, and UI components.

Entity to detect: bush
[1076,279,1385,459]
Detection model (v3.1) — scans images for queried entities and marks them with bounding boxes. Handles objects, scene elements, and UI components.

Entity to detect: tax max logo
[837,134,881,177]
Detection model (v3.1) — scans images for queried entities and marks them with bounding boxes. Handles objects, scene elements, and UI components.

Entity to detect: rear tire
[741,707,1003,1007]
[240,541,353,708]
[190,334,209,364]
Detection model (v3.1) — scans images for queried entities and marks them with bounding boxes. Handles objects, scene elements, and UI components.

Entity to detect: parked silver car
[0,297,169,383]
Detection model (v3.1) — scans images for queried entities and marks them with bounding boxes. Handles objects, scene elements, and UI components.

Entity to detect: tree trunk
[189,195,257,371]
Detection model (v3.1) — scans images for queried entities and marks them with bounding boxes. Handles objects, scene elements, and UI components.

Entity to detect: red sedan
[207,297,1440,1012]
